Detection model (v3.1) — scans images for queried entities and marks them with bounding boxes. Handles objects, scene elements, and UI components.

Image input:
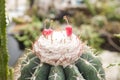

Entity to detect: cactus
[18,50,105,80]
[18,21,105,80]
[0,0,10,80]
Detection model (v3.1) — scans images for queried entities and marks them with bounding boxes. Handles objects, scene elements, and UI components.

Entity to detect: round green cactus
[18,23,105,80]
[18,51,105,80]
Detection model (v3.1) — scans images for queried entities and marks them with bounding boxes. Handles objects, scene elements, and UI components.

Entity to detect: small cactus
[18,21,105,80]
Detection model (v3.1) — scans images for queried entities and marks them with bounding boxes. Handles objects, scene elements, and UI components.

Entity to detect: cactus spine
[0,0,9,80]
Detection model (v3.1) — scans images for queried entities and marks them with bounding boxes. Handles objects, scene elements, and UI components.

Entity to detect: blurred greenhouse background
[6,0,120,80]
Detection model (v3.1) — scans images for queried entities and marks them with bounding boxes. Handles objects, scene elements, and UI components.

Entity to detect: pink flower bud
[65,25,72,36]
[42,29,53,36]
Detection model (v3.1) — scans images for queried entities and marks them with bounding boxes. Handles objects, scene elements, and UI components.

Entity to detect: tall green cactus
[0,0,9,80]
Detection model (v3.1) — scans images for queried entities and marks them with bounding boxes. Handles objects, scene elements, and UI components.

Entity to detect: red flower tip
[42,29,53,36]
[65,25,72,36]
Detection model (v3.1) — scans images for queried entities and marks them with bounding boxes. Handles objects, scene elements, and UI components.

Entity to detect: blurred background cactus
[13,17,42,49]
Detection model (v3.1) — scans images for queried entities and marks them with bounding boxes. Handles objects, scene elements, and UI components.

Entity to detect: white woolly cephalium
[33,30,85,67]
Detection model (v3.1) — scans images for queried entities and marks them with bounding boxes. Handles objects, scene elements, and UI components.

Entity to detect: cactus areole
[19,25,105,80]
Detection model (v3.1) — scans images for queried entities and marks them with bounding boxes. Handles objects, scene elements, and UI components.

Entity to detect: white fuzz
[33,30,84,66]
